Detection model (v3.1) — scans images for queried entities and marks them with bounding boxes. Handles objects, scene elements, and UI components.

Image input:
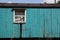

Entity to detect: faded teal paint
[0,8,20,38]
[0,8,60,38]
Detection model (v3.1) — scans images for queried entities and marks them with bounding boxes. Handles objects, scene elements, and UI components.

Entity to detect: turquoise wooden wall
[0,8,60,38]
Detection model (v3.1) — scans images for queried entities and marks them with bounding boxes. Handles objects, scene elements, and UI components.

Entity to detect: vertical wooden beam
[20,23,22,38]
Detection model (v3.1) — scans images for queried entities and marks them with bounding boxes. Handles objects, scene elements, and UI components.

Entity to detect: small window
[13,8,26,24]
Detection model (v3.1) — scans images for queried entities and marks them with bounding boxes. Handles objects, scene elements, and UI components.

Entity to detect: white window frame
[13,9,26,24]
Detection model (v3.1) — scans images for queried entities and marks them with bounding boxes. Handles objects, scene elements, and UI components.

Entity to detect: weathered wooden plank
[0,8,60,38]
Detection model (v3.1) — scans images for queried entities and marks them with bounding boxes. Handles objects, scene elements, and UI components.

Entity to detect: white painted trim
[25,9,26,23]
[13,10,15,23]
[13,9,26,23]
